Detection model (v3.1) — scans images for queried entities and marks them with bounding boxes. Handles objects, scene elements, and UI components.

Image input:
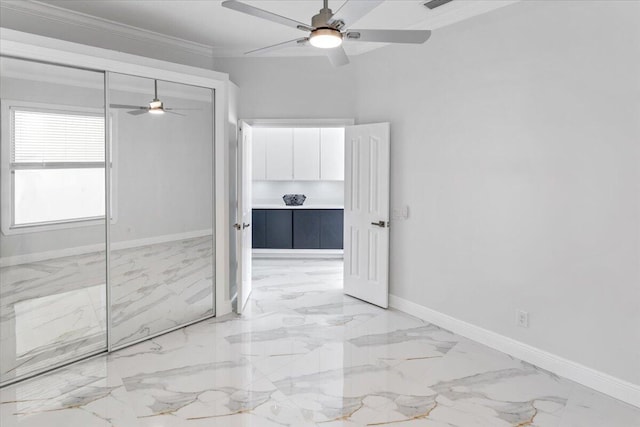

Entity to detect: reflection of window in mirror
[0,100,116,235]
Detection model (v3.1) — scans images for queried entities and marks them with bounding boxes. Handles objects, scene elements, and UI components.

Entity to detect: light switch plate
[392,205,409,220]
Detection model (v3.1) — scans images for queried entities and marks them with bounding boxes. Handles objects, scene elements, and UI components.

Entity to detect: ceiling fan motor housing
[309,5,343,49]
[312,7,334,29]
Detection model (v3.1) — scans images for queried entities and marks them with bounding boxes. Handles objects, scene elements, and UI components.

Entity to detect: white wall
[253,181,344,206]
[353,0,640,385]
[214,56,356,120]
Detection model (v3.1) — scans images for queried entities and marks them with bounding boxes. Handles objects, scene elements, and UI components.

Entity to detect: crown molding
[1,0,215,59]
[0,0,523,60]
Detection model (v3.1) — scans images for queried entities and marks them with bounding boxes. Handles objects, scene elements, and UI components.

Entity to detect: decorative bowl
[283,194,306,206]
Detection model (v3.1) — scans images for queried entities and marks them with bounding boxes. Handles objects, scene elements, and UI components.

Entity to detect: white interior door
[343,122,390,308]
[236,121,253,313]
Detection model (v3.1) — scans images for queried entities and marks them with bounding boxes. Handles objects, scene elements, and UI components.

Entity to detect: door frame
[233,118,354,311]
[240,118,355,128]
[235,120,253,313]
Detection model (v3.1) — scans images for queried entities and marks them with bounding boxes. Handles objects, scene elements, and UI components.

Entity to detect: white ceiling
[33,0,518,57]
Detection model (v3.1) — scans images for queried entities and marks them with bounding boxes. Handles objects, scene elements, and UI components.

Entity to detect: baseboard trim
[252,249,344,259]
[389,294,640,408]
[0,229,212,267]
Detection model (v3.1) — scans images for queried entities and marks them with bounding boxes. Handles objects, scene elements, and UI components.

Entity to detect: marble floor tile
[1,258,638,426]
[0,357,139,427]
[559,386,640,427]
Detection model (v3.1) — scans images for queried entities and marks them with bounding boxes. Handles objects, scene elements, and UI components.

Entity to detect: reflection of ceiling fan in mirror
[110,80,194,116]
[221,0,432,67]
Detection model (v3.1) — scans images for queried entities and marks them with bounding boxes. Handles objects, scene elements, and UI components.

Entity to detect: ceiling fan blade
[127,109,148,116]
[328,0,384,29]
[165,110,185,116]
[164,107,201,111]
[222,0,313,32]
[326,45,350,67]
[345,29,432,44]
[246,38,309,56]
[110,104,145,109]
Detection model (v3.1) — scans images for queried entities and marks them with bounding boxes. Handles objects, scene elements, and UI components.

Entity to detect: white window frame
[0,99,118,235]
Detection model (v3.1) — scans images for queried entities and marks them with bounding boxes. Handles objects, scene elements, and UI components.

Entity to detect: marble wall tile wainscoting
[1,259,639,426]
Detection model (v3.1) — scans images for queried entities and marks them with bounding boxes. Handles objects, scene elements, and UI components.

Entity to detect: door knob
[371,220,387,228]
[233,223,241,230]
[242,223,251,229]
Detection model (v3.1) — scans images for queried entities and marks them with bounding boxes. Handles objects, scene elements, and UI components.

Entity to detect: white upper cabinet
[320,128,345,180]
[265,128,294,180]
[253,127,344,181]
[252,127,267,180]
[293,128,320,180]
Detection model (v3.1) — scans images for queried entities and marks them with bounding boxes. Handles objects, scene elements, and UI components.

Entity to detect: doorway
[234,119,353,313]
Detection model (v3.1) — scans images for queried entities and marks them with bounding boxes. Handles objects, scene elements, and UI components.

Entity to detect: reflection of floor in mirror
[0,249,107,384]
[109,235,214,348]
[0,235,213,383]
[1,258,638,426]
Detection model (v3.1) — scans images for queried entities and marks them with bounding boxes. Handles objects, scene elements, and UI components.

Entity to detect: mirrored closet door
[107,73,215,349]
[0,58,217,385]
[0,57,108,384]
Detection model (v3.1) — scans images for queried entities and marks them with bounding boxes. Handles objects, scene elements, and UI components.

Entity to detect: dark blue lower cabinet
[253,208,343,249]
[320,210,344,249]
[252,210,267,248]
[293,210,321,249]
[265,209,293,249]
[293,209,344,249]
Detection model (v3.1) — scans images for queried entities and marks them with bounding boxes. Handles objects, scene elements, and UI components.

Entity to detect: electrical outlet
[516,310,529,328]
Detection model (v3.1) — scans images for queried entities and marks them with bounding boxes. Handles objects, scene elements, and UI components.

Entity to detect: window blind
[12,109,105,163]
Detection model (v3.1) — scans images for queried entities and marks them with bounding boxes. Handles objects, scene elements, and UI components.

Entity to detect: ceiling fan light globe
[309,28,342,49]
[148,99,165,114]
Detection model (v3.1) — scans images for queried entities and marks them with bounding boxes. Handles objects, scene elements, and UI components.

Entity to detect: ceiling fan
[110,80,188,116]
[221,0,432,67]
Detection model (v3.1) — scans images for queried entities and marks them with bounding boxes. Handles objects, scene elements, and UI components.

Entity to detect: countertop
[253,204,344,210]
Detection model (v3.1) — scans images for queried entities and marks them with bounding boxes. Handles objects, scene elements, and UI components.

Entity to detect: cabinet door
[320,209,344,249]
[320,128,345,180]
[252,128,267,180]
[265,128,294,180]
[293,128,320,180]
[293,210,321,249]
[252,209,266,248]
[265,209,293,249]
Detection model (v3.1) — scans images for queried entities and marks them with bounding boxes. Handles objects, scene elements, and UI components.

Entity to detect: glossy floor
[1,259,638,426]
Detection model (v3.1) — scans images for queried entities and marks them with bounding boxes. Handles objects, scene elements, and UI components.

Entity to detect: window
[1,102,111,233]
